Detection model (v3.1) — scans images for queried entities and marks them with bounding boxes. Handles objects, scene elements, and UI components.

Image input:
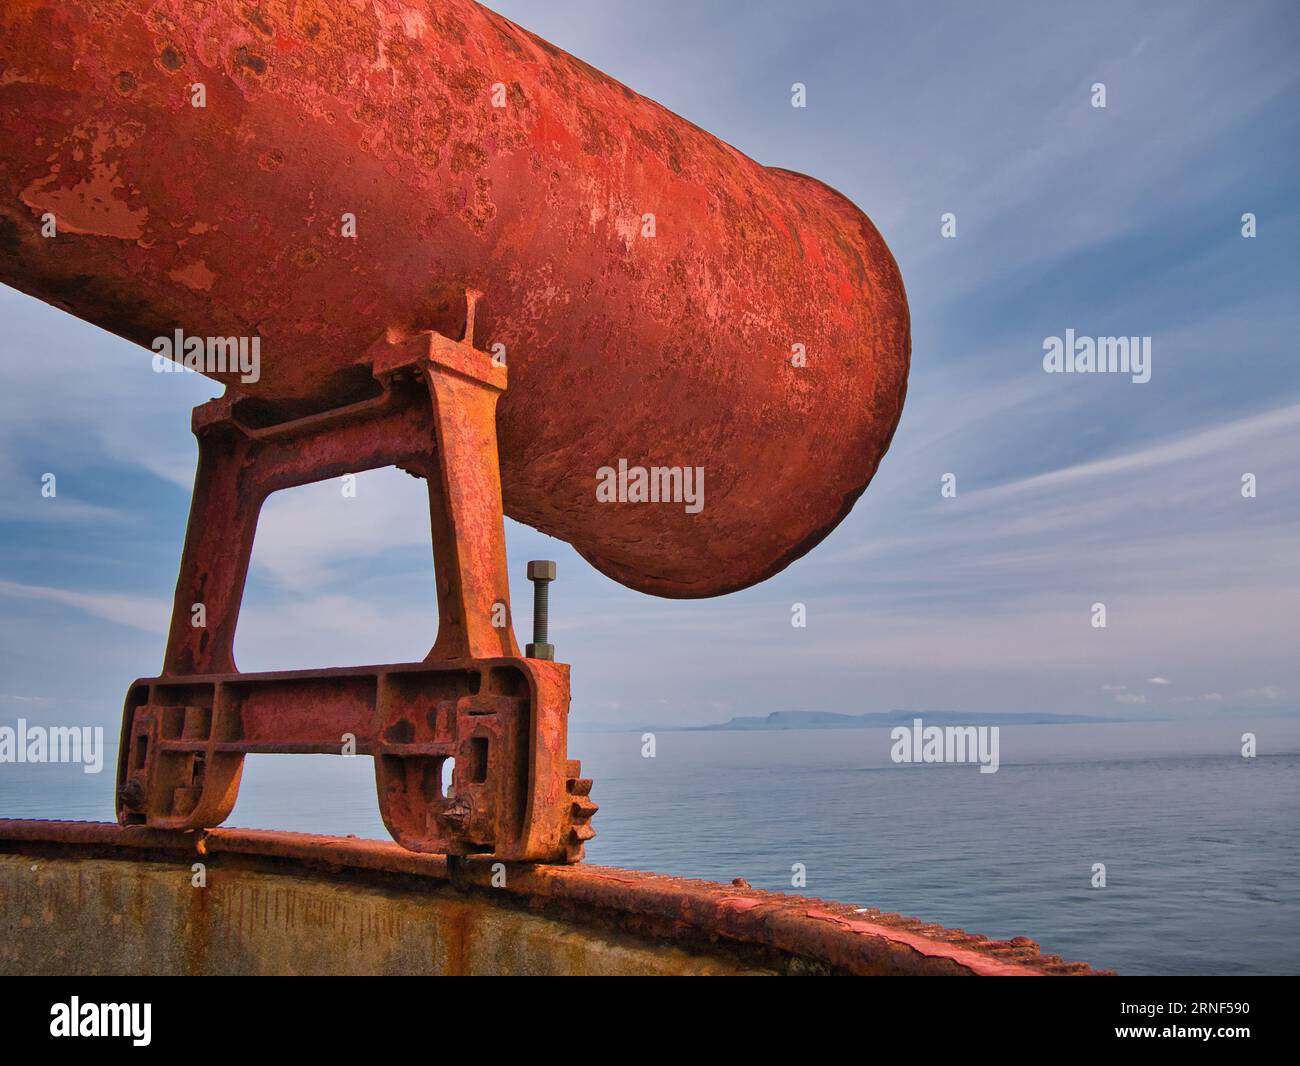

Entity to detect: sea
[2,717,1296,975]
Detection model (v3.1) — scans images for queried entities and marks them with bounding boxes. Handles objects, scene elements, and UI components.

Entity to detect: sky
[1,0,1298,736]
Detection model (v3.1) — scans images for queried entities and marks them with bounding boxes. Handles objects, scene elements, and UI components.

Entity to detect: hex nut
[527,560,556,582]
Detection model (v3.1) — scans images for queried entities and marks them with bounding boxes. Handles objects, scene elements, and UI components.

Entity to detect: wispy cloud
[248,470,431,592]
[0,579,168,634]
[965,403,1300,507]
[0,494,130,525]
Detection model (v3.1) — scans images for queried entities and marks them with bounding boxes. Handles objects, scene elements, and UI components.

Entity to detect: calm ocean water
[2,718,1297,975]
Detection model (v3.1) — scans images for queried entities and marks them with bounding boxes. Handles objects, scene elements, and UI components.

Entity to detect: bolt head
[527,560,556,582]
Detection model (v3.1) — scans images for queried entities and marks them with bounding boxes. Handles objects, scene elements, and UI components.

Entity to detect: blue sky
[1,0,1298,735]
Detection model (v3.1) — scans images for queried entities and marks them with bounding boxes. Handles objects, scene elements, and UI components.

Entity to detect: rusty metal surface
[117,660,595,861]
[0,820,1109,976]
[0,0,910,598]
[114,299,594,862]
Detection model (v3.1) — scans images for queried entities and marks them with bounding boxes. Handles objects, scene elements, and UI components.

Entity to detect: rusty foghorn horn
[0,0,909,597]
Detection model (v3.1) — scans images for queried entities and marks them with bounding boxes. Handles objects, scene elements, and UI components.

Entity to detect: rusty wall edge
[0,819,1108,976]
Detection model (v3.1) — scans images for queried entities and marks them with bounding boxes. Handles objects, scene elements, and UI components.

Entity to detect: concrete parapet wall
[0,821,1106,976]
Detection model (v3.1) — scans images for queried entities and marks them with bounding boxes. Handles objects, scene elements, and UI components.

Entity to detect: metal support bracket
[115,293,596,863]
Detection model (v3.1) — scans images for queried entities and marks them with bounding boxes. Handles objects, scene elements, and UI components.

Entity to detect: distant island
[694,710,1120,730]
[573,710,1127,733]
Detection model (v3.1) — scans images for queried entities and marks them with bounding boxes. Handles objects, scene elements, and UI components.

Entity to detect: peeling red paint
[717,896,766,912]
[19,164,148,240]
[168,258,215,291]
[804,909,1044,977]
